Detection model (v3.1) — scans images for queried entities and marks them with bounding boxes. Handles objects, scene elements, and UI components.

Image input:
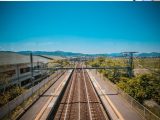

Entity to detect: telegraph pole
[122,52,137,78]
[30,52,34,86]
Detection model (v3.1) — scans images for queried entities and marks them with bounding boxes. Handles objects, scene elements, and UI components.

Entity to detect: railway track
[49,63,109,120]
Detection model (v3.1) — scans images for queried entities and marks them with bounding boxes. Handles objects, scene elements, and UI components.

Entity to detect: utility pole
[16,64,20,87]
[122,52,137,78]
[30,52,34,87]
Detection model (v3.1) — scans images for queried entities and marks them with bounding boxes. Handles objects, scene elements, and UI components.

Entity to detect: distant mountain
[135,52,160,57]
[107,53,122,57]
[17,51,84,57]
[17,51,160,57]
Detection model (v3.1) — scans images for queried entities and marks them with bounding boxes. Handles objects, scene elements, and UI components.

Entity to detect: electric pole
[30,52,34,87]
[122,52,137,78]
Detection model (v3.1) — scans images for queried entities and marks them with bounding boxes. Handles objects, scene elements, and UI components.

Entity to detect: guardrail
[47,70,74,120]
[0,70,65,120]
[91,69,160,120]
[0,71,47,89]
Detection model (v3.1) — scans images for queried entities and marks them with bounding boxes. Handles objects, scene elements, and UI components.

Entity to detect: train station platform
[87,70,143,120]
[19,70,72,120]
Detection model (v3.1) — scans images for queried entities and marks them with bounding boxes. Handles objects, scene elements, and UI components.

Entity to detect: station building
[0,51,51,90]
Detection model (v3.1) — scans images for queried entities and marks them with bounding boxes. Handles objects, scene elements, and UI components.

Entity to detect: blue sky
[0,2,160,54]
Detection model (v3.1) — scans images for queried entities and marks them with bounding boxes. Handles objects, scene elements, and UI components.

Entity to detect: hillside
[17,51,160,57]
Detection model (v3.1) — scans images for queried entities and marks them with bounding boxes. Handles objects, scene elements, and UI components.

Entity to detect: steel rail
[82,64,93,120]
[63,64,77,120]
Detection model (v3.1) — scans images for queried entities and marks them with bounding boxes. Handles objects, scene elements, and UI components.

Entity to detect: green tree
[117,74,160,104]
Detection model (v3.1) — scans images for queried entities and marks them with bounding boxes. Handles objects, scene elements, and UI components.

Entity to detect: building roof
[0,51,50,65]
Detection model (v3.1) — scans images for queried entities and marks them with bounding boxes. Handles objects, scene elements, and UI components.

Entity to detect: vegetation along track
[48,63,109,120]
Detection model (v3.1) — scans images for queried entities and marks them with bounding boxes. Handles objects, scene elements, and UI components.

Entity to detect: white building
[0,51,51,90]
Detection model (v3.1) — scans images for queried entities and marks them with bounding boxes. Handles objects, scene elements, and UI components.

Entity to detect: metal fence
[91,69,160,120]
[0,70,65,120]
